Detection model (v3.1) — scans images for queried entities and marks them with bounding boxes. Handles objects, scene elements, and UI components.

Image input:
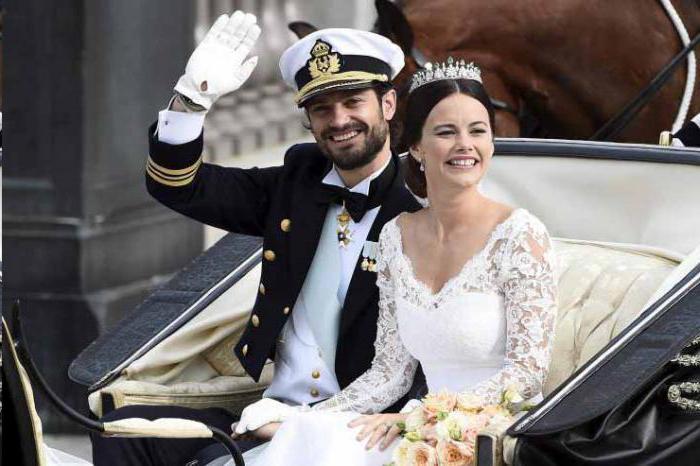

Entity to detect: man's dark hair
[301,82,396,131]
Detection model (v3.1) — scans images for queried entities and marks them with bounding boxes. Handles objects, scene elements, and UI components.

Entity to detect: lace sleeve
[313,221,419,413]
[460,215,557,404]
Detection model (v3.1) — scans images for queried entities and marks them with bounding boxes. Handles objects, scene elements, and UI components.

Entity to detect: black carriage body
[69,232,262,391]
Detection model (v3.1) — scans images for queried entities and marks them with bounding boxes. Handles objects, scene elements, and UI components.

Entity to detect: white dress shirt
[156,109,205,144]
[264,159,389,405]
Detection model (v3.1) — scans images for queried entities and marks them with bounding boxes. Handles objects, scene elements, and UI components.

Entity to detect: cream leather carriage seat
[544,239,677,395]
[90,240,678,417]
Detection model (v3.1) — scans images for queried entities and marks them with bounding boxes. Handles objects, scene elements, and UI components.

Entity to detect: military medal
[336,205,353,248]
[361,241,378,272]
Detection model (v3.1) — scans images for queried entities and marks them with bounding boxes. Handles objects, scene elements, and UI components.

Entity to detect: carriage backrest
[485,139,700,257]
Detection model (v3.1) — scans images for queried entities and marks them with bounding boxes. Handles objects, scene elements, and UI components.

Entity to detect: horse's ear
[288,21,318,39]
[374,0,413,54]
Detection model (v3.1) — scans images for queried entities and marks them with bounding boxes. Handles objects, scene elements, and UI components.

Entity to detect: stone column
[3,0,201,431]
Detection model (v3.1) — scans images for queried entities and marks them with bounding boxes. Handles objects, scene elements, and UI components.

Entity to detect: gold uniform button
[251,314,260,327]
[310,388,320,397]
[312,370,320,379]
[259,283,265,295]
[264,250,276,262]
[280,219,291,232]
[283,306,291,315]
[241,344,248,356]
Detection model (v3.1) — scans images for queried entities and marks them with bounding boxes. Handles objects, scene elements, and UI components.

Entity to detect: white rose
[405,407,427,432]
[392,438,413,466]
[435,411,472,441]
[503,386,524,404]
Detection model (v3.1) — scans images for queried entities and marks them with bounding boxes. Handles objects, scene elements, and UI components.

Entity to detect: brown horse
[292,0,700,146]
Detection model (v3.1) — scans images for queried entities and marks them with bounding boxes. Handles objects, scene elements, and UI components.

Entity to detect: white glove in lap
[175,10,261,110]
[234,398,300,435]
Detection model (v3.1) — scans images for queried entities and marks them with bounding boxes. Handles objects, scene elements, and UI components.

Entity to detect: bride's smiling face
[411,93,494,194]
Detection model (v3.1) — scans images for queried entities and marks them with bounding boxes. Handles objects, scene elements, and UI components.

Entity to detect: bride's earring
[410,147,425,172]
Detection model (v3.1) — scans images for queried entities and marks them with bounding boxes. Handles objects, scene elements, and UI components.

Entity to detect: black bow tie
[315,156,397,223]
[316,185,370,222]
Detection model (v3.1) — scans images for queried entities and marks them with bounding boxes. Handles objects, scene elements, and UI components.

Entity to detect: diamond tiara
[408,57,482,94]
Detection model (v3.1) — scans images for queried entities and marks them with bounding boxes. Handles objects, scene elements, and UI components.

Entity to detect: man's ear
[381,88,397,121]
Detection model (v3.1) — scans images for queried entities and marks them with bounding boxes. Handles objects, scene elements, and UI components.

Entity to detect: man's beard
[316,119,389,171]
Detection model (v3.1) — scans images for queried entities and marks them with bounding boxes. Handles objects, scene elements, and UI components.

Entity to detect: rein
[590,33,700,141]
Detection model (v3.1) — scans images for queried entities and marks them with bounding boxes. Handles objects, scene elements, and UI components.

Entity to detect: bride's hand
[348,413,406,451]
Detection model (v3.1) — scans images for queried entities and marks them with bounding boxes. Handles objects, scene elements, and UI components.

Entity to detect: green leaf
[405,431,423,442]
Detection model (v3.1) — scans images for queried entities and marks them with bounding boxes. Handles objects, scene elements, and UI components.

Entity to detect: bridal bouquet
[387,388,527,466]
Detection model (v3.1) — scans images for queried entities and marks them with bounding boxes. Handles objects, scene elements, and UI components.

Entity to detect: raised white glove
[234,398,300,435]
[174,10,261,111]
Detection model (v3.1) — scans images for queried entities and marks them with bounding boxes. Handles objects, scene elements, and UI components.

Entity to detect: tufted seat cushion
[486,239,680,466]
[544,240,678,395]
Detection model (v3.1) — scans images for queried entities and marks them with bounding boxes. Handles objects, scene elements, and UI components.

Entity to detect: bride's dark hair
[402,79,495,198]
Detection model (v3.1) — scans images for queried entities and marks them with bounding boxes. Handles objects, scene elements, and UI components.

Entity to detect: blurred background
[2,0,378,459]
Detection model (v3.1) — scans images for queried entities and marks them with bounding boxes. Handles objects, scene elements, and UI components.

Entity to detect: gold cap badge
[308,39,342,79]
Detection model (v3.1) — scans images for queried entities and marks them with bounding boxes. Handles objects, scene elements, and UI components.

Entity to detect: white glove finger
[234,422,248,435]
[202,14,229,44]
[239,23,261,53]
[219,10,249,47]
[235,412,251,434]
[229,13,257,50]
[217,10,246,47]
[245,415,274,433]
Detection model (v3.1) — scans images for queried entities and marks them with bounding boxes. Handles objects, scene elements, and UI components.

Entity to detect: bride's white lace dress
[238,208,557,466]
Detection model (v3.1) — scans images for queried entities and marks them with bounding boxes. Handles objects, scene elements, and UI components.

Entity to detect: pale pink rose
[436,438,475,466]
[423,390,457,416]
[407,441,439,466]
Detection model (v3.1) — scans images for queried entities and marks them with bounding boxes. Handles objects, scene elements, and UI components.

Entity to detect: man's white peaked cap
[279,28,404,105]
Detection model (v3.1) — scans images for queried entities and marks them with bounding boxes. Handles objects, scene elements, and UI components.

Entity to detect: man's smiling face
[306,87,395,170]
